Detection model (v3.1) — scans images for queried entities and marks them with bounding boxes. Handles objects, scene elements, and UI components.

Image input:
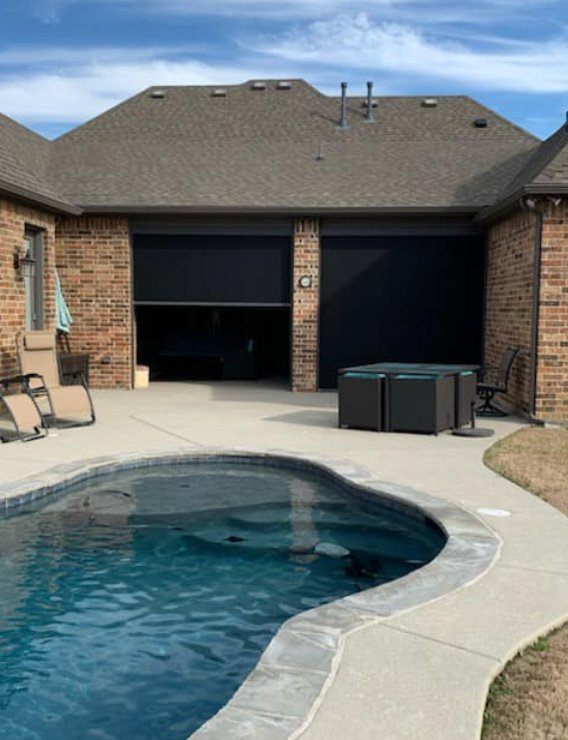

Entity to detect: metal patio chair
[476,347,520,417]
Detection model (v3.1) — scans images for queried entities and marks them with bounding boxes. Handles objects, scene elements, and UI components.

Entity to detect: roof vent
[149,90,165,99]
[251,81,267,90]
[474,118,488,128]
[339,81,349,129]
[364,81,375,123]
[422,98,438,108]
[276,80,292,90]
[211,88,227,97]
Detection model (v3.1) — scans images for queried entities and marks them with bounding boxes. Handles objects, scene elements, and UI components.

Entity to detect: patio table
[338,362,480,432]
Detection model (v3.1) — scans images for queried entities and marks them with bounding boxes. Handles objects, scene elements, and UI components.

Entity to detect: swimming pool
[0,460,446,739]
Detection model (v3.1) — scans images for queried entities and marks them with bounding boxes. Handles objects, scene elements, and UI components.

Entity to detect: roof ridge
[337,94,471,100]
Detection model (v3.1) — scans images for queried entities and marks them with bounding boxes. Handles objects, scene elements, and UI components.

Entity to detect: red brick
[0,198,56,376]
[55,216,132,389]
[291,217,319,391]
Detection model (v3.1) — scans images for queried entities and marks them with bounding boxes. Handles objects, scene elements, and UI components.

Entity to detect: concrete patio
[1,381,567,739]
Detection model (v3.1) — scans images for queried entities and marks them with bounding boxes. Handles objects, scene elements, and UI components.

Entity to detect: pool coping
[0,446,501,739]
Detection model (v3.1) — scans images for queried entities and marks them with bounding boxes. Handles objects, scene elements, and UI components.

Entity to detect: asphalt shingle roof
[3,80,567,215]
[504,122,568,196]
[0,113,77,213]
[48,80,540,212]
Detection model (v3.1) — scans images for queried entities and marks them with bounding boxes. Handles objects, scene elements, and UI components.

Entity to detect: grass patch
[482,627,568,740]
[484,426,568,515]
[482,426,568,740]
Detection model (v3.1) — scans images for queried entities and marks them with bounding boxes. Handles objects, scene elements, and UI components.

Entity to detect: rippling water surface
[0,462,445,739]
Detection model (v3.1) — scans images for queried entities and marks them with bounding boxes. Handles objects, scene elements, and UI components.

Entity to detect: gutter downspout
[523,198,546,425]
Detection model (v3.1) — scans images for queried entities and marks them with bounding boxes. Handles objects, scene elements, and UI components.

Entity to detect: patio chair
[0,375,47,442]
[16,331,95,428]
[476,347,520,417]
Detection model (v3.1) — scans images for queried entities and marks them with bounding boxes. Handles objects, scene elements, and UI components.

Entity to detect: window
[23,229,44,330]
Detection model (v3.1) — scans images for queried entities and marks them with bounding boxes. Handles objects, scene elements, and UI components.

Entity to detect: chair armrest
[24,373,45,382]
[21,373,49,395]
[0,373,44,391]
[0,375,26,388]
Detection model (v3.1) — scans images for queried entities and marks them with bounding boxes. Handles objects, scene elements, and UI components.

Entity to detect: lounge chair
[16,331,95,428]
[0,375,47,442]
[476,347,520,417]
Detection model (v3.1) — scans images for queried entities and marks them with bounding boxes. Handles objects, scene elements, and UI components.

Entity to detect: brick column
[292,217,320,391]
[55,216,133,389]
[484,209,536,414]
[536,199,568,420]
[485,199,568,421]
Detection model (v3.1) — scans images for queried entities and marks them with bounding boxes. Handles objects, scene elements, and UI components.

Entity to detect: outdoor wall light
[299,275,312,289]
[13,246,36,278]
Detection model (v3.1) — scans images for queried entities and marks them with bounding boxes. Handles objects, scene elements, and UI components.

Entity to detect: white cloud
[0,45,206,68]
[33,0,560,24]
[0,57,278,123]
[3,3,567,132]
[252,13,568,92]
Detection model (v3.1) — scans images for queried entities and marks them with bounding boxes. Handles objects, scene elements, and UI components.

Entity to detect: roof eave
[477,184,568,223]
[78,204,482,217]
[0,178,82,215]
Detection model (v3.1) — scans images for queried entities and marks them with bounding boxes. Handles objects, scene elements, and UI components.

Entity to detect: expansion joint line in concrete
[129,414,202,445]
[379,621,501,663]
[495,563,568,578]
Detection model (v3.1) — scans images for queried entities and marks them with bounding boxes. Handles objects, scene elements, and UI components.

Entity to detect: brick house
[0,80,566,420]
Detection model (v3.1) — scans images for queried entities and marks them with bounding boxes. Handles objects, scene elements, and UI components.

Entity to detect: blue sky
[1,0,567,139]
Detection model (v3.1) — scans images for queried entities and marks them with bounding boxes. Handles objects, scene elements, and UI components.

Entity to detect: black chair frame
[476,347,520,417]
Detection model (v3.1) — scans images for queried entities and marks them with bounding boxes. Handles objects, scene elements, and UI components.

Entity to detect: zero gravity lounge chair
[0,375,47,442]
[16,331,95,428]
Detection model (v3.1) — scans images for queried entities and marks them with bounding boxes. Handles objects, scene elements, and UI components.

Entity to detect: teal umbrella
[55,270,73,334]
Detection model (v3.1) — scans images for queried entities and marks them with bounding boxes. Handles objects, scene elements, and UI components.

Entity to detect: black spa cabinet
[389,374,455,434]
[455,371,478,428]
[338,373,384,431]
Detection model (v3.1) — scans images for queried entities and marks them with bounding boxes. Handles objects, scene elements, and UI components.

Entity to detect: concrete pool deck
[1,380,567,739]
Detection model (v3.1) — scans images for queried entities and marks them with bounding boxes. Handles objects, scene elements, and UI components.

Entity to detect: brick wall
[484,208,535,414]
[292,217,320,391]
[0,198,56,377]
[536,200,568,419]
[485,200,568,421]
[55,216,132,388]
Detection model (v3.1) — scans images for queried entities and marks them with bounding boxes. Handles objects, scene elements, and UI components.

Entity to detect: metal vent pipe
[365,81,374,122]
[339,82,349,129]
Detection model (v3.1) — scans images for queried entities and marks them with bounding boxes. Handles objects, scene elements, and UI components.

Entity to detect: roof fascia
[477,184,568,223]
[79,204,481,216]
[0,179,82,215]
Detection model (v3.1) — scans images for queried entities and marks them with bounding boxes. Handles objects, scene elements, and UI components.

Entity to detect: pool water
[0,462,445,739]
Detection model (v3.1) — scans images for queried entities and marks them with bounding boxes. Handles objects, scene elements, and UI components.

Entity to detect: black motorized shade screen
[133,234,291,305]
[319,235,485,388]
